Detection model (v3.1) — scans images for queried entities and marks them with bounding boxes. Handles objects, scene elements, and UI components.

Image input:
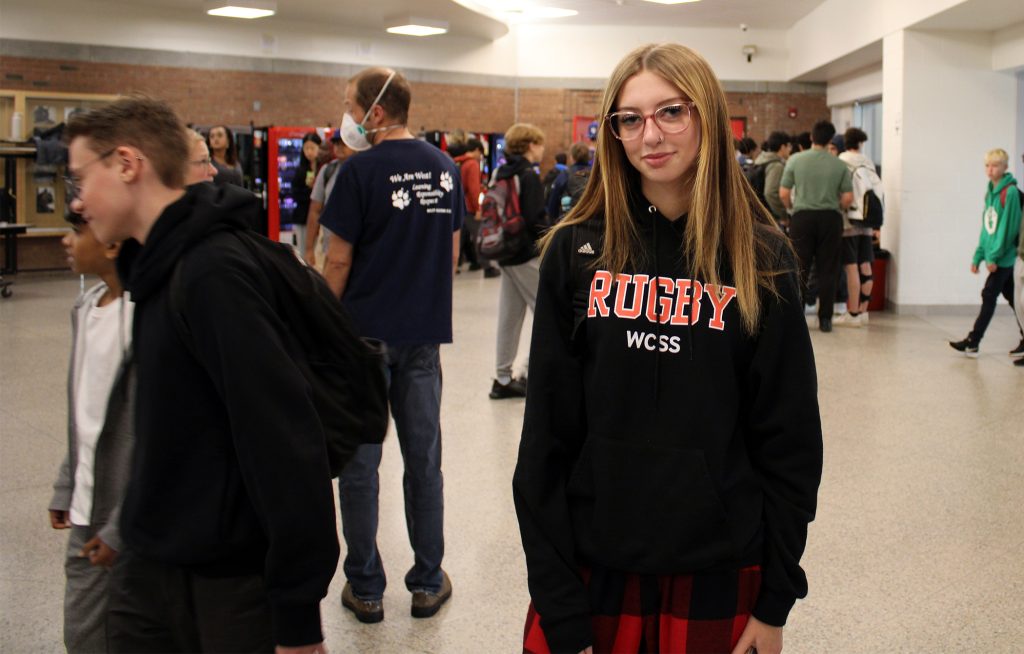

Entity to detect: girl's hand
[730,616,783,654]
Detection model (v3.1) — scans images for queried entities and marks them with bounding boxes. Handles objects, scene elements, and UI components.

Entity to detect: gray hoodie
[754,151,787,221]
[49,282,134,552]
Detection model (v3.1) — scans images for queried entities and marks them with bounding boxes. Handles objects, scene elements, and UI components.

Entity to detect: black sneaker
[1009,339,1024,358]
[819,318,832,333]
[1015,357,1024,367]
[468,262,483,271]
[949,337,979,358]
[489,378,526,399]
[483,267,501,278]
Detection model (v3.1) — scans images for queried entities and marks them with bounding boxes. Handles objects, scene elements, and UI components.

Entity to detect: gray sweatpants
[64,525,111,653]
[495,258,540,384]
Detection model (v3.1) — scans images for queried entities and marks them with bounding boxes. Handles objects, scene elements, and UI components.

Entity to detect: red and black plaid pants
[524,565,761,654]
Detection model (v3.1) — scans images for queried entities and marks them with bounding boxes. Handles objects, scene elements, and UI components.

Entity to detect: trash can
[869,248,889,312]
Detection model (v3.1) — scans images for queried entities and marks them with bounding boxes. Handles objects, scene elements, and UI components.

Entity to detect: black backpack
[558,168,591,221]
[170,230,389,478]
[850,165,884,229]
[477,175,530,261]
[743,162,769,209]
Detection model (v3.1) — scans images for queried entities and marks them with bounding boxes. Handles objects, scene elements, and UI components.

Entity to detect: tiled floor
[2,270,1023,653]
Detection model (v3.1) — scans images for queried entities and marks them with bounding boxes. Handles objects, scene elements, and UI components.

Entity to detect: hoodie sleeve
[519,169,550,237]
[49,454,72,512]
[463,158,481,215]
[745,240,824,627]
[180,246,339,647]
[765,160,786,220]
[513,226,592,654]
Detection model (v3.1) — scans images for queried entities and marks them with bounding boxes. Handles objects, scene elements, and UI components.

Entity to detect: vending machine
[265,126,315,243]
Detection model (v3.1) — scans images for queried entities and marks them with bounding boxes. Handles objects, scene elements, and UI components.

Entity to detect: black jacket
[116,183,339,648]
[512,196,822,653]
[495,154,547,266]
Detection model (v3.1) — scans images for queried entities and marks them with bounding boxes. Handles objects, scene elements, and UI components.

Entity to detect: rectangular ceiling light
[385,16,448,37]
[206,1,276,19]
[642,0,701,4]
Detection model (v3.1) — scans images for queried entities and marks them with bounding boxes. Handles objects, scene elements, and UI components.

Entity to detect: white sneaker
[834,313,863,328]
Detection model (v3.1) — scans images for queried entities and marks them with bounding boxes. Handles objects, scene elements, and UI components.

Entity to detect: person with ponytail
[513,43,823,654]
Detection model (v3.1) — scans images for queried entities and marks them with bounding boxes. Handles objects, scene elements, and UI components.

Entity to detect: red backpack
[476,175,530,261]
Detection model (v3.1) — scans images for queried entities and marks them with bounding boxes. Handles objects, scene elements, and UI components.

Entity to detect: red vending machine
[266,126,316,243]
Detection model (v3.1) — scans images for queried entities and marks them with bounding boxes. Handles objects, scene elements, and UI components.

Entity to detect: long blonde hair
[543,43,784,334]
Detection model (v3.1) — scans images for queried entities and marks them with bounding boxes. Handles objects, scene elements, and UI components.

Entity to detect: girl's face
[615,70,701,192]
[62,220,113,275]
[209,127,228,151]
[303,141,320,162]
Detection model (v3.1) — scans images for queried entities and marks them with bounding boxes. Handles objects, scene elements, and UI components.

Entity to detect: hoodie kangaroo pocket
[567,437,734,573]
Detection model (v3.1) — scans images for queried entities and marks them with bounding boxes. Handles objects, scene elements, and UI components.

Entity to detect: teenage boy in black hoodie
[65,97,338,654]
[490,122,549,399]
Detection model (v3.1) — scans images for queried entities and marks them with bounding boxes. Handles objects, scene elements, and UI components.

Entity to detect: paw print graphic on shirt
[439,171,453,193]
[392,187,411,210]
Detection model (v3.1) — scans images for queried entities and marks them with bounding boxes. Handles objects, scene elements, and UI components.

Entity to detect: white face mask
[340,70,398,152]
[340,112,372,152]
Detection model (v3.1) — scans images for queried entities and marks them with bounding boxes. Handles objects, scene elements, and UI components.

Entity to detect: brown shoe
[410,570,452,618]
[341,582,383,624]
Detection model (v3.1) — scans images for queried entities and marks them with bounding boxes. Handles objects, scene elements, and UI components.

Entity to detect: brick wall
[1,54,829,172]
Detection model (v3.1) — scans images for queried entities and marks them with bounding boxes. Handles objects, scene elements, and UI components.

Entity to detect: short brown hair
[66,96,188,189]
[570,142,590,165]
[504,123,544,156]
[351,68,411,124]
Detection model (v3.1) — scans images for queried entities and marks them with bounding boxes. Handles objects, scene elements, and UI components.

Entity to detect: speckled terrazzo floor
[2,270,1022,653]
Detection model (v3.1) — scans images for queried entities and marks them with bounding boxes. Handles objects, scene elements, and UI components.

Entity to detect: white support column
[881,29,1019,311]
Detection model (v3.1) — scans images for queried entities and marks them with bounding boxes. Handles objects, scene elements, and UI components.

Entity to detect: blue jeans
[337,343,445,600]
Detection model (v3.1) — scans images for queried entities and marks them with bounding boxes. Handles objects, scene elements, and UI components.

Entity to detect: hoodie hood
[988,172,1018,196]
[117,183,260,302]
[496,154,535,181]
[839,150,873,171]
[754,151,784,166]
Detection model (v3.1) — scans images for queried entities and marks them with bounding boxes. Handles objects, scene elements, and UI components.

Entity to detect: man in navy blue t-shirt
[320,67,462,624]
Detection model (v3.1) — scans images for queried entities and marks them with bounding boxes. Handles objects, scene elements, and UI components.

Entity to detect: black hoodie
[116,183,339,647]
[512,195,823,653]
[494,154,547,266]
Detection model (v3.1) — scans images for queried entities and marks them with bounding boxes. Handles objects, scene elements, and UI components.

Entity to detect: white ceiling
[495,0,825,29]
[912,0,1024,31]
[120,0,827,39]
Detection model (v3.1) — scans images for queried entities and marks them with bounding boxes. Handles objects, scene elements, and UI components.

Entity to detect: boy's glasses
[606,102,696,141]
[63,147,117,199]
[191,157,213,167]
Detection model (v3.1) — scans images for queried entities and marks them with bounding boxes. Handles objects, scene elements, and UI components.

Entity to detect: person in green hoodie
[950,148,1022,357]
[1015,151,1024,368]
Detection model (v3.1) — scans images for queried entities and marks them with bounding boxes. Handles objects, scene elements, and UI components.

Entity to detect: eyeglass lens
[610,103,691,139]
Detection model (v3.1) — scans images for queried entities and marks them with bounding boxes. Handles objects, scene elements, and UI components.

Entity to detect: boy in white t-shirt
[48,207,134,653]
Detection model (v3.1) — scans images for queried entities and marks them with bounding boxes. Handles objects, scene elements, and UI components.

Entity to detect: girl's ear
[104,241,123,260]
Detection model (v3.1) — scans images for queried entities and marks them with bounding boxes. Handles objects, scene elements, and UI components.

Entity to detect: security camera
[742,44,757,63]
[740,23,748,32]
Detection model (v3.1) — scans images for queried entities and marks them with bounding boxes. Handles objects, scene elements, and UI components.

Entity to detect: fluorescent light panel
[642,0,701,4]
[386,24,448,36]
[474,2,577,20]
[206,1,276,19]
[385,15,448,37]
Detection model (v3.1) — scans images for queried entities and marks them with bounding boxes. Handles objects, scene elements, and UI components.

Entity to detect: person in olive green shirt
[780,120,853,332]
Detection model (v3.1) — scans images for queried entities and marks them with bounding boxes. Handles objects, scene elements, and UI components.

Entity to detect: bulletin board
[1,90,118,230]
